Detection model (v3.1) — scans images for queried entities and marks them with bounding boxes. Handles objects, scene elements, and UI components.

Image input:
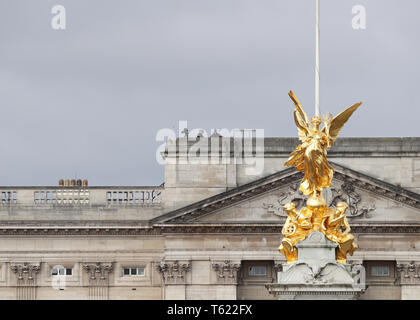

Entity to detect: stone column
[157,260,191,300]
[211,260,241,299]
[82,262,113,300]
[396,261,420,300]
[10,263,41,300]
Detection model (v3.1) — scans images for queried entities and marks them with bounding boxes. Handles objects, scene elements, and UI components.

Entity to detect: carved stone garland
[396,262,420,285]
[212,260,241,284]
[264,179,376,219]
[157,260,191,285]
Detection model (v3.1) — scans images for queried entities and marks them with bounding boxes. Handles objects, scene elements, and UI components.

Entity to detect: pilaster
[10,262,41,300]
[82,262,113,300]
[211,260,241,299]
[396,261,420,299]
[157,260,191,300]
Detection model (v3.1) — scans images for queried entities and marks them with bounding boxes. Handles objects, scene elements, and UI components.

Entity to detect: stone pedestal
[266,231,364,300]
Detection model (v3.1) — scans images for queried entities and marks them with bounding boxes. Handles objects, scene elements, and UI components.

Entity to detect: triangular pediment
[151,163,420,225]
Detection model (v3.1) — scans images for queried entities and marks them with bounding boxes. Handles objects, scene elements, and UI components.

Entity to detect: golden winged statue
[279,91,361,264]
[285,90,362,197]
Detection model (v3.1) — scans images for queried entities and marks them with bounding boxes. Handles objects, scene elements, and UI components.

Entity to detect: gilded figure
[321,202,358,264]
[279,203,313,263]
[279,91,361,264]
[285,91,361,197]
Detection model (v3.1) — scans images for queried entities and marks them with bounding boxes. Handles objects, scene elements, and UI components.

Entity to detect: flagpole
[315,0,320,117]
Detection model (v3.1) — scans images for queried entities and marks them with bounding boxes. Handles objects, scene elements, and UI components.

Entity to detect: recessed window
[371,266,390,277]
[123,267,145,276]
[52,267,72,276]
[249,266,267,276]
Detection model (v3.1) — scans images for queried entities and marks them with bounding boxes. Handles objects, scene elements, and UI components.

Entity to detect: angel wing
[323,102,362,143]
[288,91,310,141]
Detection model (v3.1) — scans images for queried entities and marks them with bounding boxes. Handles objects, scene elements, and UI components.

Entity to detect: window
[123,267,145,276]
[371,265,390,277]
[52,267,72,276]
[249,266,267,276]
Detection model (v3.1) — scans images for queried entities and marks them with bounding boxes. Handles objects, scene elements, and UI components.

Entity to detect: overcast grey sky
[0,0,419,186]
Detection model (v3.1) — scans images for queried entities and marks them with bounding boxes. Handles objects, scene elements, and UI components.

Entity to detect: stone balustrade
[106,189,162,205]
[0,186,163,207]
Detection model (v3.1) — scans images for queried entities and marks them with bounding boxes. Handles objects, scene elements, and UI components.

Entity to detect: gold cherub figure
[322,202,358,264]
[279,202,313,263]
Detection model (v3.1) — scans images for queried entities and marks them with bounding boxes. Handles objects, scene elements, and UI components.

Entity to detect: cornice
[0,222,418,235]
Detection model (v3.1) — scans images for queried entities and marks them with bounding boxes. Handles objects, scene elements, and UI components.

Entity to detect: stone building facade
[0,137,420,300]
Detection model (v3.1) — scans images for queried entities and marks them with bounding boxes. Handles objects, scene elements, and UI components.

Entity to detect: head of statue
[336,202,348,214]
[311,116,322,130]
[283,202,296,213]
